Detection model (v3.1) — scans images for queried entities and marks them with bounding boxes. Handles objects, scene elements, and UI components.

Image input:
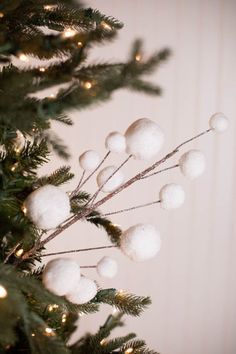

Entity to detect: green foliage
[94,289,151,317]
[0,1,169,353]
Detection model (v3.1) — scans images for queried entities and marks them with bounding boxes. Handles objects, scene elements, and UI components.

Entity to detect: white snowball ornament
[179,150,206,180]
[105,132,126,153]
[24,184,70,229]
[42,258,80,296]
[159,183,185,210]
[79,150,100,171]
[209,112,229,133]
[97,166,124,193]
[97,256,118,278]
[125,118,164,160]
[120,223,161,262]
[66,276,97,304]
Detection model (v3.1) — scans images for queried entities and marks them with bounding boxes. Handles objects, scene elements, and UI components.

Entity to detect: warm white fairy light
[100,338,107,346]
[43,5,56,10]
[125,348,134,354]
[77,41,83,47]
[18,54,29,62]
[135,54,142,62]
[61,313,67,323]
[62,28,77,38]
[10,163,18,172]
[100,21,112,31]
[48,304,59,312]
[44,327,55,336]
[49,93,55,99]
[15,248,24,258]
[39,67,46,72]
[22,205,27,214]
[0,285,7,298]
[0,12,4,18]
[31,333,35,337]
[83,81,92,90]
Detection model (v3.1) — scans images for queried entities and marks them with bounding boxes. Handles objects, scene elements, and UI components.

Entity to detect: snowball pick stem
[22,128,211,260]
[41,245,116,257]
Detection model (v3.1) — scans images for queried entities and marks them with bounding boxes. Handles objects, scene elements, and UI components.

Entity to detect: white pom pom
[125,118,164,160]
[42,258,80,296]
[120,224,161,262]
[97,256,118,278]
[105,132,126,153]
[97,166,124,193]
[24,184,70,229]
[79,150,100,171]
[209,112,229,133]
[66,276,97,304]
[159,183,185,210]
[179,150,206,180]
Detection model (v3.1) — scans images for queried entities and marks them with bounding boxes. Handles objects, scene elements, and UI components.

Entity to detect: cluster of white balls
[43,256,118,303]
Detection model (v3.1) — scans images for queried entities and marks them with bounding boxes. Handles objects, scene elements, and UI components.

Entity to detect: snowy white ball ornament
[120,223,161,262]
[79,150,100,171]
[97,256,118,278]
[105,132,126,153]
[24,184,70,230]
[66,276,97,304]
[125,118,164,160]
[159,183,185,210]
[42,258,80,296]
[209,112,229,133]
[97,166,124,193]
[179,150,206,180]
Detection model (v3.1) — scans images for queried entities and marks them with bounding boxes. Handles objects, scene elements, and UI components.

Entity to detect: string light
[61,313,67,323]
[77,41,83,47]
[100,21,112,31]
[48,304,59,312]
[0,285,7,298]
[22,205,27,215]
[10,162,18,172]
[62,28,77,38]
[125,348,134,354]
[49,93,55,99]
[100,338,107,346]
[83,81,92,90]
[0,12,4,18]
[39,67,46,72]
[18,54,29,62]
[31,333,35,337]
[43,5,56,10]
[15,248,24,258]
[44,327,55,336]
[135,54,142,62]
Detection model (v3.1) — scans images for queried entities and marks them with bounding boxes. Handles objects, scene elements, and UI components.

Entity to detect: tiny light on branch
[18,53,29,62]
[39,67,46,72]
[125,349,134,354]
[83,81,92,90]
[44,327,55,337]
[100,21,112,31]
[15,248,24,258]
[0,285,7,298]
[62,28,77,38]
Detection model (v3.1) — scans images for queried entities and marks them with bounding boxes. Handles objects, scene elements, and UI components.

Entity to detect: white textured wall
[42,1,236,353]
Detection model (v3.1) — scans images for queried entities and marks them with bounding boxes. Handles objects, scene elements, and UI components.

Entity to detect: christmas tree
[0,1,228,354]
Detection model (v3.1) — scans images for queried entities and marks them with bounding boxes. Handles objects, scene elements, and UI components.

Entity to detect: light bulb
[19,54,29,62]
[62,28,76,38]
[15,248,24,258]
[0,285,7,298]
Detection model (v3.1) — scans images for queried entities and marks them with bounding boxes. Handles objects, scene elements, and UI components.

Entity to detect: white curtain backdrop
[41,1,236,353]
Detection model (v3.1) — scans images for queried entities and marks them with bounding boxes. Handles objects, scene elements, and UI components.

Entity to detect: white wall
[42,1,236,353]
